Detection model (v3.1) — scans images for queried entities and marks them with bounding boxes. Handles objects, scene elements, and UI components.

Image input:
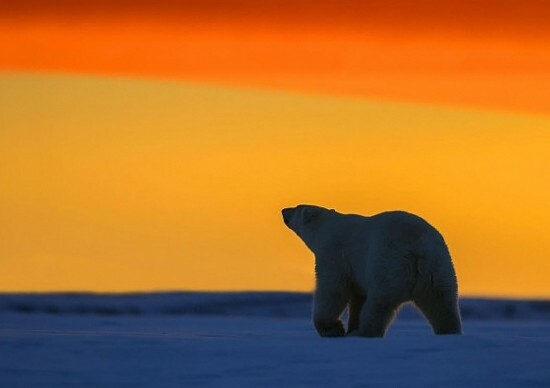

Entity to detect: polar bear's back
[364,211,456,293]
[367,211,446,247]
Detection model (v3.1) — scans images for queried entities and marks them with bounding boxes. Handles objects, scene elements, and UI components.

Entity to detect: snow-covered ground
[1,293,549,387]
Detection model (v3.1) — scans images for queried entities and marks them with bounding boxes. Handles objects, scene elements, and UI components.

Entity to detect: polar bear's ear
[302,207,320,224]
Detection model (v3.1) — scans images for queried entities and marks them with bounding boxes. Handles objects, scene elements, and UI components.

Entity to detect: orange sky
[1,1,549,297]
[1,0,549,114]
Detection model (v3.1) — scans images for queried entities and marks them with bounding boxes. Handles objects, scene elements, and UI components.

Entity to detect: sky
[1,1,549,297]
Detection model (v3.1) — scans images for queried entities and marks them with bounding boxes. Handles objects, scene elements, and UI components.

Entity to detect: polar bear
[282,204,462,338]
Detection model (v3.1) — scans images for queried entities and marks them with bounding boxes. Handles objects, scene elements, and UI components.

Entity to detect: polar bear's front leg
[354,296,400,338]
[312,284,349,338]
[347,293,366,334]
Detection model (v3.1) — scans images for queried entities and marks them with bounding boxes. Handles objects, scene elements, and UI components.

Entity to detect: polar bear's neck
[306,214,369,257]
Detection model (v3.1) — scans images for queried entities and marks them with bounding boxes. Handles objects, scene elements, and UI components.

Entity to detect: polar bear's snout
[282,207,295,226]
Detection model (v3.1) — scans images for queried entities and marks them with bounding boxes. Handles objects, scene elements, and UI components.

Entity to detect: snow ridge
[1,292,548,320]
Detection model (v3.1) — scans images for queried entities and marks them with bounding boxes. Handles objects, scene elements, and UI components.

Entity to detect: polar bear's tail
[412,234,463,335]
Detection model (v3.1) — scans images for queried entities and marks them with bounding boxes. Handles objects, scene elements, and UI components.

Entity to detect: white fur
[282,205,462,338]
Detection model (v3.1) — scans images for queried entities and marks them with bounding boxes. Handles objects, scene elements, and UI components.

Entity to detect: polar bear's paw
[316,321,346,338]
[345,329,385,338]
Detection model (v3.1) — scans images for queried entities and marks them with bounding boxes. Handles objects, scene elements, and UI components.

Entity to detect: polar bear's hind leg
[414,289,462,334]
[413,238,463,335]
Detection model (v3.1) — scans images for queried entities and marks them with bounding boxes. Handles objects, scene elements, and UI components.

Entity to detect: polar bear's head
[282,205,334,252]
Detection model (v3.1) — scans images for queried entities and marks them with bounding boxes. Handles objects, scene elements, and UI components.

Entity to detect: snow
[1,293,549,387]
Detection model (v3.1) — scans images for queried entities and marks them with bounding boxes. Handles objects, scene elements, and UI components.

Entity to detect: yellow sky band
[1,73,549,297]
